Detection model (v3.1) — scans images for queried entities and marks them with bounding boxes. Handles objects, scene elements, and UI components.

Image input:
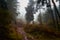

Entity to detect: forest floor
[10,23,60,40]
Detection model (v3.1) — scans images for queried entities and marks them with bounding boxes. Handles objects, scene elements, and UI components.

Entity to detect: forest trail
[17,27,28,40]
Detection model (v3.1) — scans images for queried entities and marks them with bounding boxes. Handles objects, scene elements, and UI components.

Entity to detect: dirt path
[17,27,28,40]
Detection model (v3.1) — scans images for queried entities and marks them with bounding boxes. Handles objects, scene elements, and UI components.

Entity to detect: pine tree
[25,0,34,23]
[0,0,18,40]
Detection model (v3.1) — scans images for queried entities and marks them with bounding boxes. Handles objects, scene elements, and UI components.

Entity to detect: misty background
[17,0,59,24]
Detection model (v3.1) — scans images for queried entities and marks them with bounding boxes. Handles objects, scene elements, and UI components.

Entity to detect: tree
[38,9,43,24]
[0,0,18,40]
[7,0,18,23]
[25,0,34,23]
[36,0,60,30]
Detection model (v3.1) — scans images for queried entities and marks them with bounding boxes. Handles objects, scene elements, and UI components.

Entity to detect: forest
[0,0,60,40]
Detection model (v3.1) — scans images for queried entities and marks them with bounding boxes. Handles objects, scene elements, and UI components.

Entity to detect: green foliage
[0,0,18,40]
[0,10,12,26]
[25,0,34,23]
[0,8,12,39]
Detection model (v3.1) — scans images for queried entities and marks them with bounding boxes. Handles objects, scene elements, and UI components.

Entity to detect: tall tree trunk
[59,0,60,12]
[52,0,60,31]
[52,0,60,18]
[46,0,56,28]
[39,9,42,25]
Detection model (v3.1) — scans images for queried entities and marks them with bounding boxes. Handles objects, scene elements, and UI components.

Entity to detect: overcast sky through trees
[17,0,59,23]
